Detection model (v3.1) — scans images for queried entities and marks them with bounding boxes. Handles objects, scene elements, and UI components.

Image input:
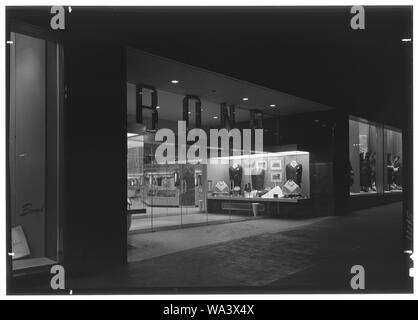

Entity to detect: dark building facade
[6,6,412,293]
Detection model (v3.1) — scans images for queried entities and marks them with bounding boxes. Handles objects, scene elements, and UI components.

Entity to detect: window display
[384,127,403,192]
[349,117,381,195]
[9,32,63,271]
[349,116,402,196]
[207,147,310,200]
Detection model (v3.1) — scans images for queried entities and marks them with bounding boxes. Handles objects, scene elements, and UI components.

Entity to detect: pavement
[14,201,411,294]
[128,216,324,262]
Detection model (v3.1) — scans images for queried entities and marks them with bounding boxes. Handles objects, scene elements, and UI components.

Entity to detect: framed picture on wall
[271,172,282,183]
[270,159,282,170]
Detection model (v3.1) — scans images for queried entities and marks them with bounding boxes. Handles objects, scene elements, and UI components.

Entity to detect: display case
[9,31,63,273]
[207,145,310,200]
[348,116,402,196]
[384,126,403,193]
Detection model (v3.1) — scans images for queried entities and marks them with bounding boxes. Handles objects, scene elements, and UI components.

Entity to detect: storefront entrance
[125,49,331,235]
[127,132,249,233]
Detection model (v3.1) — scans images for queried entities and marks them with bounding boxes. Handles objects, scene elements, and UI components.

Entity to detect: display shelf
[207,195,309,203]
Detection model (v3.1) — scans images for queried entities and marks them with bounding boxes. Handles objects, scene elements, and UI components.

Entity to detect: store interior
[126,49,329,234]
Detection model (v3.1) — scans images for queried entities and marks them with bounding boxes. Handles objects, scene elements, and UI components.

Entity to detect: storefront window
[207,148,310,201]
[9,31,63,272]
[349,117,402,196]
[349,117,382,195]
[384,127,403,192]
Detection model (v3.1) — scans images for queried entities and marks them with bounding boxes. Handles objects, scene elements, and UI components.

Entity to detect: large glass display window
[349,117,382,195]
[207,147,310,201]
[349,116,402,196]
[384,127,403,193]
[9,31,63,273]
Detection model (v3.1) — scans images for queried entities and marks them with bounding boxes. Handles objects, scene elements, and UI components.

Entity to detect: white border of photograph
[270,159,282,170]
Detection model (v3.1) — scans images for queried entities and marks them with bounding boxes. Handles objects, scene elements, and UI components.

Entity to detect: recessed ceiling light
[213,116,218,119]
[269,104,276,107]
[188,111,192,114]
[156,106,160,109]
[242,97,249,101]
[171,80,179,84]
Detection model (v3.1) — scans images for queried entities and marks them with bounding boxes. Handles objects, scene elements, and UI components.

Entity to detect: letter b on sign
[50,265,65,290]
[350,265,365,290]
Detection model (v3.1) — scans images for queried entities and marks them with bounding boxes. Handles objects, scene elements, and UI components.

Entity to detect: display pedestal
[207,196,310,217]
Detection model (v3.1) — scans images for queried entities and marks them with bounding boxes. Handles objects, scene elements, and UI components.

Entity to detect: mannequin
[285,160,302,186]
[229,163,243,189]
[393,155,402,188]
[360,152,371,192]
[251,166,265,190]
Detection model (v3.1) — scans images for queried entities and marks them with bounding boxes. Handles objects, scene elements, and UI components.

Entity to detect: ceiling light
[171,80,179,84]
[188,111,192,114]
[156,106,160,109]
[242,97,249,101]
[401,38,412,42]
[213,116,218,119]
[269,104,276,107]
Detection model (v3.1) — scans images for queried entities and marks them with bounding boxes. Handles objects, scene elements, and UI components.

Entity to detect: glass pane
[127,134,148,232]
[10,32,62,271]
[384,128,403,192]
[349,118,380,195]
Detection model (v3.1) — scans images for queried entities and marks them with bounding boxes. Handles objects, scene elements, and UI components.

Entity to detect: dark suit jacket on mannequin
[285,161,302,186]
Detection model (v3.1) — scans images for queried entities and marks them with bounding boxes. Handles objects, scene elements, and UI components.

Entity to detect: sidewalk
[66,201,410,293]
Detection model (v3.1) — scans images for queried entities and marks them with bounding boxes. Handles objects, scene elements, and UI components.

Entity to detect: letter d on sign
[50,265,65,290]
[350,265,365,290]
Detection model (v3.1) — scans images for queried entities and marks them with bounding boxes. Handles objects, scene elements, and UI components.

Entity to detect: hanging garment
[285,160,303,186]
[251,168,265,190]
[393,157,402,187]
[282,180,302,197]
[360,157,371,190]
[229,163,243,188]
